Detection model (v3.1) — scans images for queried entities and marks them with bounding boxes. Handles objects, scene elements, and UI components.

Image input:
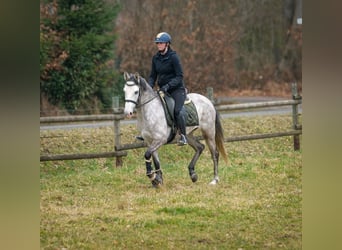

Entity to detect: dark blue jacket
[148,48,185,92]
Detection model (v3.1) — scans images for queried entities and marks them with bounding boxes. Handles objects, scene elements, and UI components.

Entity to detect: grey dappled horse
[123,72,228,187]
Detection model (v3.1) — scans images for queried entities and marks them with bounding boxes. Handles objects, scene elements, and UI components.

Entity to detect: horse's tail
[215,111,228,164]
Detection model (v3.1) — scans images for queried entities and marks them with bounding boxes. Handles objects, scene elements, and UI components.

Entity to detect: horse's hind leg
[206,137,219,185]
[187,134,205,182]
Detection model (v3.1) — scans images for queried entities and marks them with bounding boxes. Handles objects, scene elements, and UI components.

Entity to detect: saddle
[158,92,199,143]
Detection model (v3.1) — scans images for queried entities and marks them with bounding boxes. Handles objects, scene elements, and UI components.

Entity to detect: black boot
[176,108,188,146]
[178,134,188,146]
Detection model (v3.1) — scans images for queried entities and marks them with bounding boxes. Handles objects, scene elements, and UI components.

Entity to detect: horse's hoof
[191,173,198,182]
[151,172,163,188]
[156,174,163,184]
[151,181,161,188]
[209,178,219,185]
[151,178,162,188]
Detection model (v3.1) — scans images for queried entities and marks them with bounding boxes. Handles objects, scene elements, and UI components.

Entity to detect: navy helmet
[154,32,171,43]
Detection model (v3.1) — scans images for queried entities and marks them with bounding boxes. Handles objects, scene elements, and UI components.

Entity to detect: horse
[123,72,228,187]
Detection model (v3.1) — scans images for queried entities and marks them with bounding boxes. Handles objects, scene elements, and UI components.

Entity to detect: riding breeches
[169,88,186,116]
[169,88,186,135]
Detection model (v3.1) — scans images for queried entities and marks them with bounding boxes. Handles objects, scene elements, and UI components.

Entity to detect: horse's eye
[134,91,139,95]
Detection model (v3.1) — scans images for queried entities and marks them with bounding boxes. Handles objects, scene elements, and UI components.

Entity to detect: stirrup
[178,134,188,146]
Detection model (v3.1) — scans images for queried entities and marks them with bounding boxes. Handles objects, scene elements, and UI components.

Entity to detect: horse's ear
[133,72,140,82]
[123,71,130,81]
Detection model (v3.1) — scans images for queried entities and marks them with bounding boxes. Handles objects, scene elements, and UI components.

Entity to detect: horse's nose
[124,109,133,118]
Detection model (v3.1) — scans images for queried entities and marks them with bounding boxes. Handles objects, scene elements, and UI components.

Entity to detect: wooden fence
[40,83,302,166]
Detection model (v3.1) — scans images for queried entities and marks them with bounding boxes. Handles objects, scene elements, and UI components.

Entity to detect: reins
[136,94,158,108]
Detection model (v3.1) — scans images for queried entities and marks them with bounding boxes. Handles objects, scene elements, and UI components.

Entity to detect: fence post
[206,87,214,103]
[113,96,123,167]
[291,82,301,151]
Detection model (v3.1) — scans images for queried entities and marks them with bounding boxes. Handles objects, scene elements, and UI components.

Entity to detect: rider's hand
[158,90,165,97]
[160,84,169,93]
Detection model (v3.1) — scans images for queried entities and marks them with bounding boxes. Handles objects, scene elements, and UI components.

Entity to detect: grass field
[40,114,302,249]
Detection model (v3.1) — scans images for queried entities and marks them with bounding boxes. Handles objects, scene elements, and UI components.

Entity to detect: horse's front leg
[152,151,163,186]
[144,149,154,179]
[144,142,164,187]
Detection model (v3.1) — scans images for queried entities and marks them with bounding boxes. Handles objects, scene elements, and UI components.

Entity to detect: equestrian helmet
[154,32,171,43]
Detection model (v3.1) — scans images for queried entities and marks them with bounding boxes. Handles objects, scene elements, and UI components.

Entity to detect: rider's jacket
[148,48,185,93]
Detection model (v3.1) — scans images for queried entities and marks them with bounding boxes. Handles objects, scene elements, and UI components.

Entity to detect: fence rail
[40,114,123,123]
[40,151,127,162]
[215,99,301,111]
[40,83,302,165]
[39,100,301,124]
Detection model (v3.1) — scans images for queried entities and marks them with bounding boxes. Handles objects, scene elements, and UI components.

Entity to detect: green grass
[40,115,302,249]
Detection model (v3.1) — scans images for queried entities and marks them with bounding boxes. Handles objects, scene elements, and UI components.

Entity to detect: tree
[40,0,120,113]
[115,0,301,95]
[116,0,239,94]
[277,0,302,82]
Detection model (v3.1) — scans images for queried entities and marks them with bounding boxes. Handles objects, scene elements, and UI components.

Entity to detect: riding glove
[160,84,169,93]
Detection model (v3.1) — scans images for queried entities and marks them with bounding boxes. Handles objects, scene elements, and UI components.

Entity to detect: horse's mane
[138,75,152,92]
[124,71,153,92]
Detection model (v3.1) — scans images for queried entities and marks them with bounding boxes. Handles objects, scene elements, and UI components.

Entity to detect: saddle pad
[184,99,199,126]
[160,94,199,127]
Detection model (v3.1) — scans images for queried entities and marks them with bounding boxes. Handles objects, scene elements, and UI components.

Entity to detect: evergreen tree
[40,0,120,113]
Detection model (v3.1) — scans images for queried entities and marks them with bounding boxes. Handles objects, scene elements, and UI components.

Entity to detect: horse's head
[123,72,151,118]
[123,72,140,118]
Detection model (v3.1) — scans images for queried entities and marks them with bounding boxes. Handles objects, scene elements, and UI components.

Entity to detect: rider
[148,32,188,146]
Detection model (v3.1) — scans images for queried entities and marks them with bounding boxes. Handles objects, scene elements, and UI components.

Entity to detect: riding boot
[179,134,187,146]
[175,108,188,146]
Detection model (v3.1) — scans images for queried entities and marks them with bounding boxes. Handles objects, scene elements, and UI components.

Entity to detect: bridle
[124,78,158,109]
[124,80,140,106]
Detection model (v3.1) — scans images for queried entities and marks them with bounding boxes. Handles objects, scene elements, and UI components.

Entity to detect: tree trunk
[277,0,302,82]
